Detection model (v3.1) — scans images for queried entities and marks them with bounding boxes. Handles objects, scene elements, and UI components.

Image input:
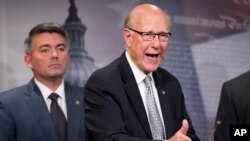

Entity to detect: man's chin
[145,66,159,73]
[49,72,65,78]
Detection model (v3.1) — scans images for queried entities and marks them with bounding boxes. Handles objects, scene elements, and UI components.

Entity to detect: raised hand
[166,119,191,141]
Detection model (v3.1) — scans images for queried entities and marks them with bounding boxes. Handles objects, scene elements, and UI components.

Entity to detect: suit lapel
[153,72,174,138]
[248,73,250,88]
[25,80,58,141]
[124,80,152,137]
[65,84,83,141]
[120,54,152,138]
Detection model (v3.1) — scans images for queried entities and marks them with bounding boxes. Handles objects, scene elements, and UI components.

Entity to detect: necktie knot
[144,75,152,88]
[49,93,59,102]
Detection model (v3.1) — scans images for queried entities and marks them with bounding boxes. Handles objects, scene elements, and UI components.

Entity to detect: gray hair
[124,12,133,28]
[24,22,69,54]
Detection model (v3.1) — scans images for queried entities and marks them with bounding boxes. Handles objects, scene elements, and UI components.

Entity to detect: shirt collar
[125,51,153,84]
[34,78,65,99]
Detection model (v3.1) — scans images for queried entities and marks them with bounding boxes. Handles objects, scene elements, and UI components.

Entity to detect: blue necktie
[49,93,67,141]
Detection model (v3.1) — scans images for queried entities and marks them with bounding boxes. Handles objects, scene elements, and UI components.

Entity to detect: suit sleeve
[0,99,16,141]
[84,75,157,141]
[214,83,237,141]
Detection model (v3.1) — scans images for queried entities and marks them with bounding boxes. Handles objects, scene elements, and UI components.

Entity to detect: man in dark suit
[214,71,250,141]
[0,22,85,141]
[84,4,199,141]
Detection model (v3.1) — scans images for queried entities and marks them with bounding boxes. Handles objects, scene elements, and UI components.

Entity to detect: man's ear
[24,54,33,69]
[123,28,133,47]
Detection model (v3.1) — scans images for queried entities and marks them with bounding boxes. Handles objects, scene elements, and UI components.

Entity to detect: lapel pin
[162,90,166,95]
[75,100,80,105]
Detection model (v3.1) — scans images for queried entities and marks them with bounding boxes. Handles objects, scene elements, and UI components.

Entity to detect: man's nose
[152,35,161,48]
[51,48,59,58]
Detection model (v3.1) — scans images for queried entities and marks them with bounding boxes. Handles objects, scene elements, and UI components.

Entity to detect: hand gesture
[166,119,191,141]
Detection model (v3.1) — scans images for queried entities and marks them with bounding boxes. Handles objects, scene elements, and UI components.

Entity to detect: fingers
[179,119,189,135]
[168,119,191,141]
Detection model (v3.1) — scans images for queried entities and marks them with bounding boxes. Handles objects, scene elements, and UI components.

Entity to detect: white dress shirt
[34,78,68,120]
[125,51,166,131]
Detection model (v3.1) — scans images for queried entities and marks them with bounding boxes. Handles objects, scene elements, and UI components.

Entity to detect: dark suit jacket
[214,71,250,141]
[84,53,199,141]
[0,79,85,141]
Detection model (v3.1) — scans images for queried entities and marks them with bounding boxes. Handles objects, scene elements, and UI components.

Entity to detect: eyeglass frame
[126,27,171,42]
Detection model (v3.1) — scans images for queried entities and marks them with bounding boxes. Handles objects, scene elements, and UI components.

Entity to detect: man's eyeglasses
[126,27,171,42]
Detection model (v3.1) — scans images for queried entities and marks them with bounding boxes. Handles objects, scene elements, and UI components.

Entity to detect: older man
[84,3,199,141]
